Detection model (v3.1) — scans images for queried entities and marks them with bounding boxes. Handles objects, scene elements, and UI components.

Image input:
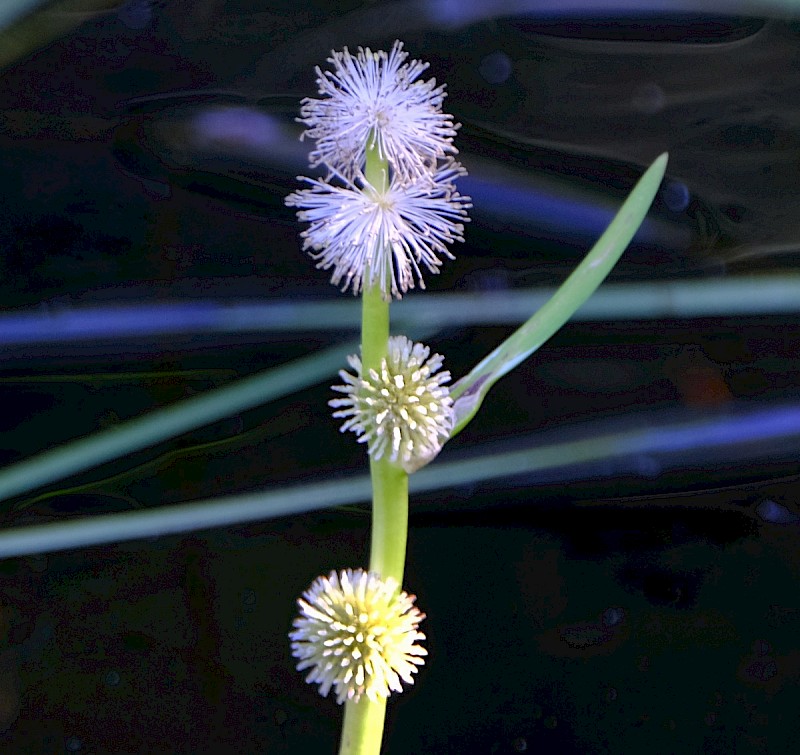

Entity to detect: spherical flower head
[299,40,460,182]
[289,568,427,705]
[285,160,471,299]
[330,335,453,473]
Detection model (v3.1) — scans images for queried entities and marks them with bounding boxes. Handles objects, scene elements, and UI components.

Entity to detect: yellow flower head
[290,568,427,704]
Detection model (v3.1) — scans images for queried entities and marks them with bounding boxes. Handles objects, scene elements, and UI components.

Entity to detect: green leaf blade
[450,152,669,436]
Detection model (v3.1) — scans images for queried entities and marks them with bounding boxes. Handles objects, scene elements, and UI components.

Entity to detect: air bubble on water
[65,736,82,752]
[631,82,665,114]
[752,639,771,656]
[747,658,778,682]
[633,454,661,477]
[479,52,513,85]
[661,180,690,213]
[512,737,528,752]
[119,0,152,30]
[756,499,799,524]
[105,670,121,686]
[473,269,510,292]
[601,607,625,628]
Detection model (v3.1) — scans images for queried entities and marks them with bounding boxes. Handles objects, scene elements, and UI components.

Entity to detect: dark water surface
[2,2,800,752]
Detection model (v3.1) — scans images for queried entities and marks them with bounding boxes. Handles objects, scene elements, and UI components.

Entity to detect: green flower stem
[361,135,390,375]
[340,697,387,755]
[367,457,409,581]
[339,136,411,755]
[362,136,408,585]
[360,280,389,376]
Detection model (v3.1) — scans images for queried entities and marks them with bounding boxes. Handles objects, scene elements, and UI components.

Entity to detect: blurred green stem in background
[0,341,356,504]
[4,274,800,349]
[1,399,797,558]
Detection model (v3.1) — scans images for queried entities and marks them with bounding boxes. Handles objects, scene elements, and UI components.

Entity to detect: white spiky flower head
[299,40,460,182]
[285,160,470,299]
[330,335,454,473]
[289,568,427,705]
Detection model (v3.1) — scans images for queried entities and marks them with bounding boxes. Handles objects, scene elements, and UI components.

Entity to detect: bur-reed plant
[283,40,668,755]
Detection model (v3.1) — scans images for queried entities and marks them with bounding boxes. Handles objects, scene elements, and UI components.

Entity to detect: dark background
[1,2,800,752]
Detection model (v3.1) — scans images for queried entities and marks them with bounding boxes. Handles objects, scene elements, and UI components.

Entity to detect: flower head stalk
[299,40,460,183]
[290,568,427,705]
[287,39,462,755]
[330,335,454,473]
